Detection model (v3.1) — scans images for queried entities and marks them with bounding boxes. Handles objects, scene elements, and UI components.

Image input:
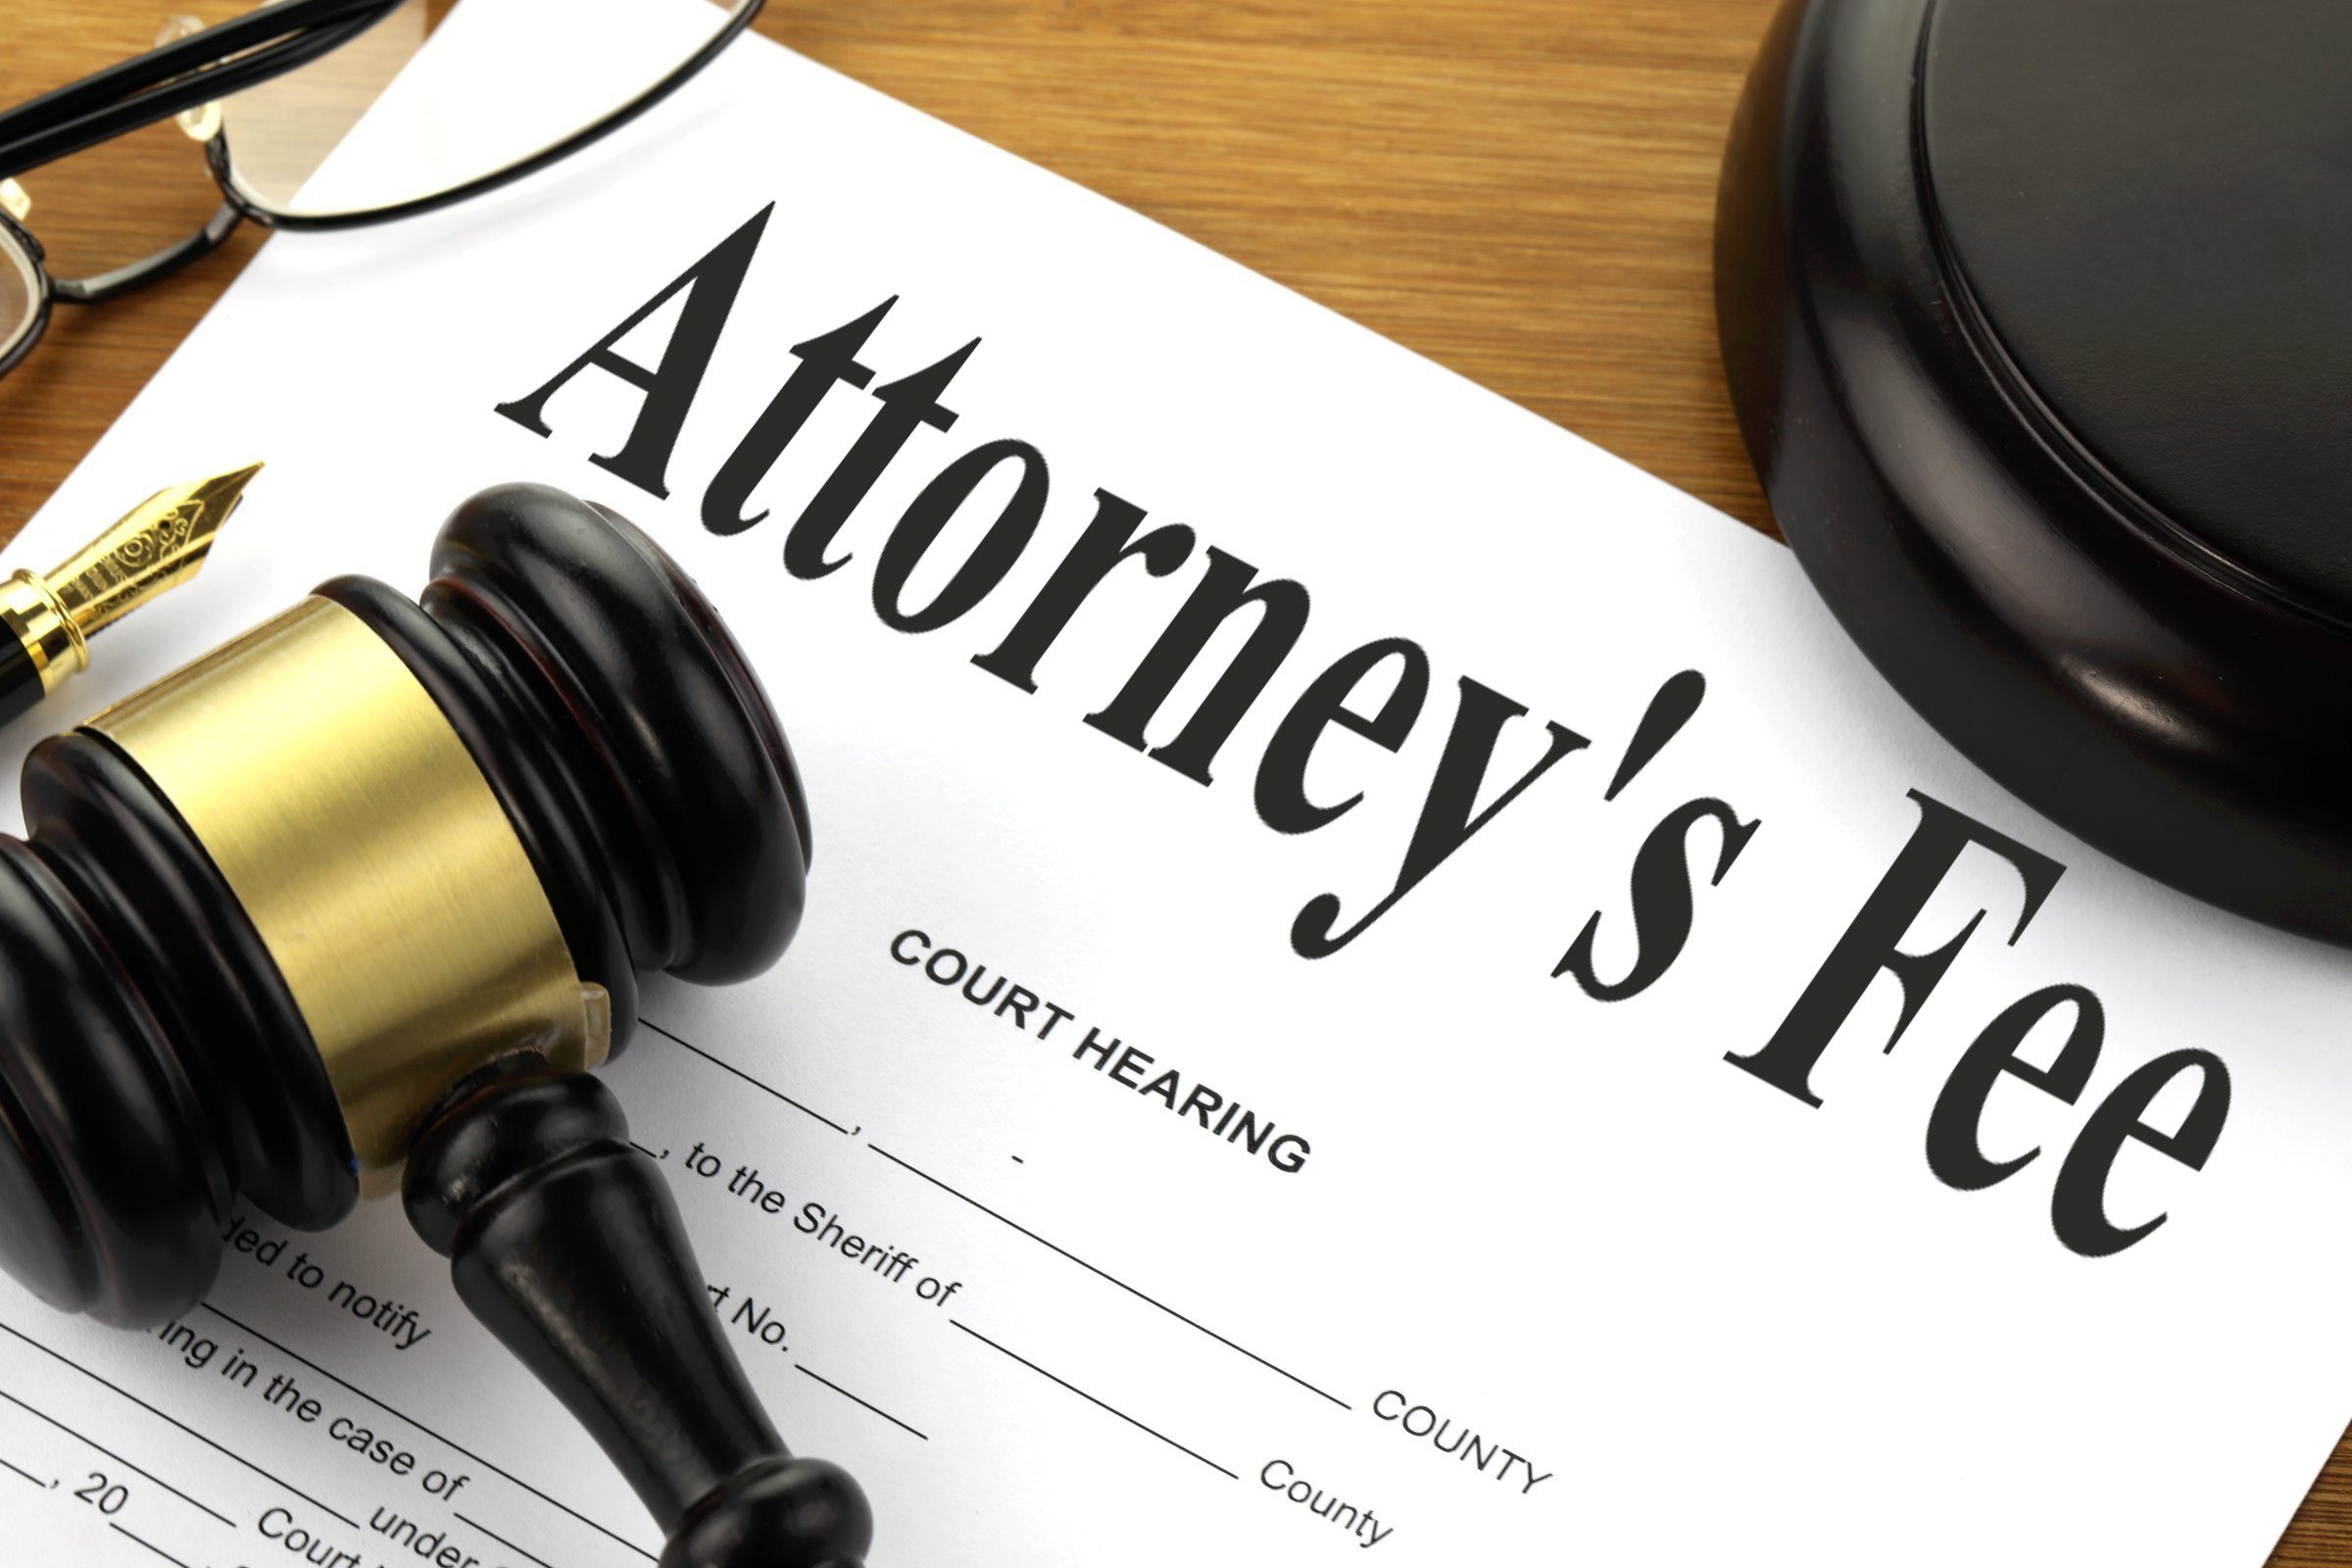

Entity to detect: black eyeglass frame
[0,0,765,379]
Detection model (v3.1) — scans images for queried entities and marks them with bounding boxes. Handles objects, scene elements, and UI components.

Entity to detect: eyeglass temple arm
[0,0,401,182]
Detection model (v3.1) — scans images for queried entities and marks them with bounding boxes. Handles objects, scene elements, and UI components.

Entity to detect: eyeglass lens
[3,12,234,285]
[215,0,751,221]
[0,223,36,364]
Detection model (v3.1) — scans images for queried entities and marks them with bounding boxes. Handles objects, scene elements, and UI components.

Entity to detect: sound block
[1715,0,2352,945]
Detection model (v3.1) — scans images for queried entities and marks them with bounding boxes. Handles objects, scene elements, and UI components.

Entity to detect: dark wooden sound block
[1716,0,2352,945]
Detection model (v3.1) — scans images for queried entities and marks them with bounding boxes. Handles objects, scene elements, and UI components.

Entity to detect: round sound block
[1715,0,2352,945]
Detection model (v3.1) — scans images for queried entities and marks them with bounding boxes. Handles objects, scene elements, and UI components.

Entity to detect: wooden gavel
[0,483,871,1567]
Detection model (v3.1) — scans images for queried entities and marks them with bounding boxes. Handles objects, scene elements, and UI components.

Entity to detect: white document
[4,13,2351,1568]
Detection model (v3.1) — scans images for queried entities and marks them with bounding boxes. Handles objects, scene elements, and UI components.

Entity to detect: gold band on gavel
[87,596,608,1187]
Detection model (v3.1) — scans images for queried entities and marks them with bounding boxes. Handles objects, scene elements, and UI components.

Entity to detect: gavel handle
[403,1057,871,1568]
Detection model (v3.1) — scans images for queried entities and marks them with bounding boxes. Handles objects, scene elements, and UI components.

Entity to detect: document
[5,9,2352,1566]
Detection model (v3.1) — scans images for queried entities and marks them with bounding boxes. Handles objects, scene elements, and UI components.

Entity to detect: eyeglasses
[0,0,764,380]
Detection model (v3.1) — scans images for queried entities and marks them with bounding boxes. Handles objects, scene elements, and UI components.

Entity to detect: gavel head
[0,483,811,1326]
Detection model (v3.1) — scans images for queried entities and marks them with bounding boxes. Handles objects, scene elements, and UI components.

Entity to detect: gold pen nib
[41,461,260,642]
[0,463,260,699]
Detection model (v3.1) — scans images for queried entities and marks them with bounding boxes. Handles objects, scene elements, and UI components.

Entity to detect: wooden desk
[2,5,2345,1562]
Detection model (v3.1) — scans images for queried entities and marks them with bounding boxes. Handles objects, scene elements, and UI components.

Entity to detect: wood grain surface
[2,4,2347,1563]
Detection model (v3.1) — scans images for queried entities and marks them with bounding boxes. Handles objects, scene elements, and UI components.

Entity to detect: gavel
[0,483,871,1567]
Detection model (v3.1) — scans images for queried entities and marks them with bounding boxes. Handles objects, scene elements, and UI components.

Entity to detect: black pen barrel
[0,608,50,727]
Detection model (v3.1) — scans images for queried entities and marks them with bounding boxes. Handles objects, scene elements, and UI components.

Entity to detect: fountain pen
[0,462,258,727]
